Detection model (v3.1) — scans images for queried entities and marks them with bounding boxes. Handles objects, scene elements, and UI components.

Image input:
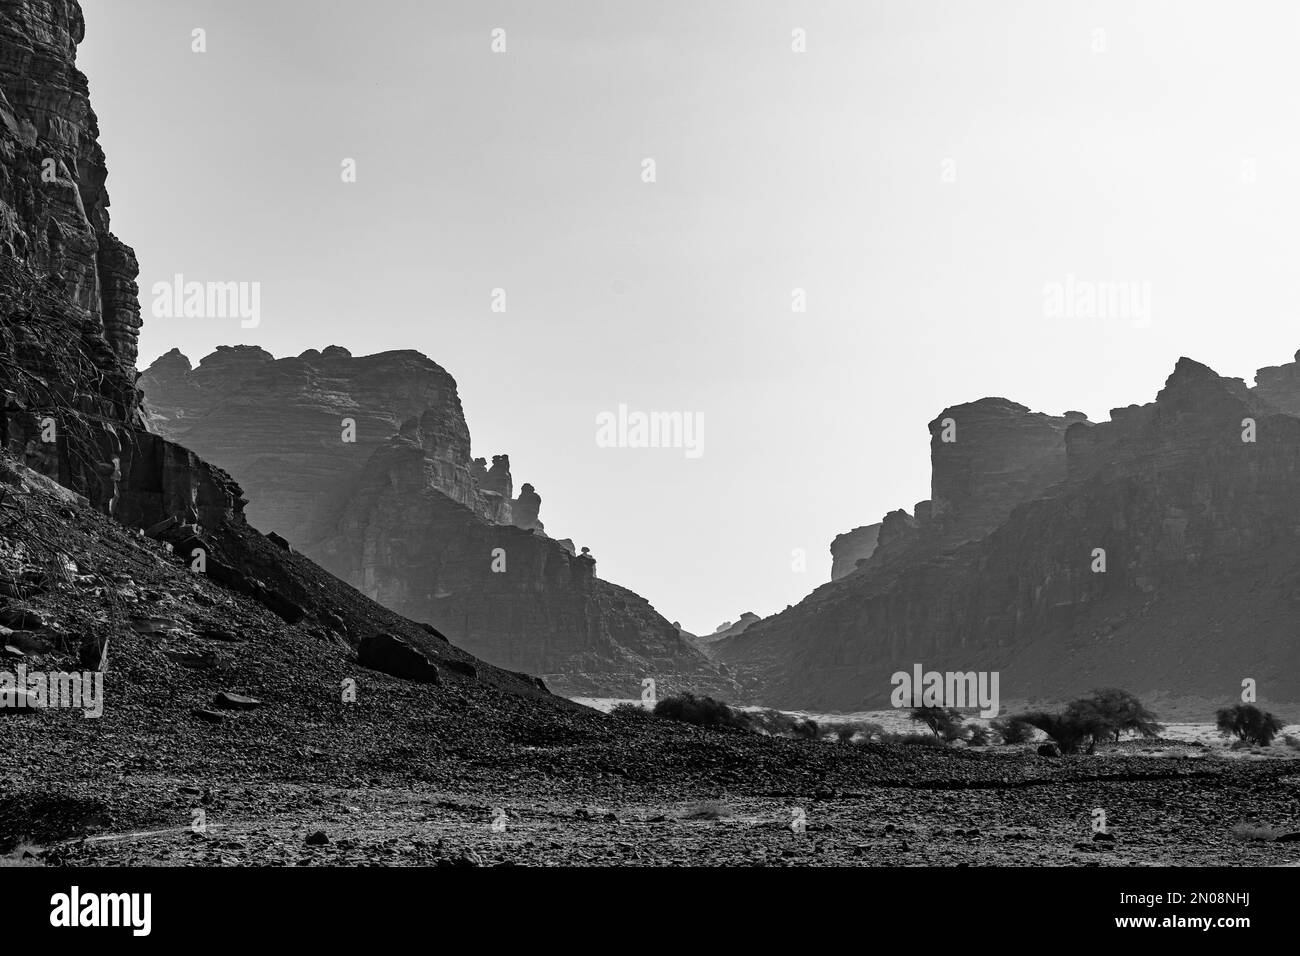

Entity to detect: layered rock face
[0,0,140,366]
[0,0,555,699]
[830,524,880,581]
[719,359,1300,713]
[140,346,544,541]
[0,0,237,534]
[141,348,734,698]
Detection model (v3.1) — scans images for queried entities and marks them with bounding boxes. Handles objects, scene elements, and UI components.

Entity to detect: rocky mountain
[0,0,547,704]
[140,346,541,541]
[140,347,734,698]
[717,360,1300,715]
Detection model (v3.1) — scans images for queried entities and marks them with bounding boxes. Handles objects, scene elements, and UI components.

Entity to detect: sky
[79,0,1300,635]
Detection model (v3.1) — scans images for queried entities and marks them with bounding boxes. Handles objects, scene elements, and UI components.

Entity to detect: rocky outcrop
[0,0,140,367]
[140,348,734,698]
[686,612,761,660]
[718,358,1300,713]
[139,346,539,540]
[0,0,553,701]
[830,524,880,580]
[358,633,441,684]
[0,0,239,535]
[1251,349,1300,415]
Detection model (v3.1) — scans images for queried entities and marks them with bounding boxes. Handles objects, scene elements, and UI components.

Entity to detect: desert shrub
[653,692,750,730]
[1216,704,1285,746]
[609,702,654,718]
[965,723,990,747]
[746,708,815,738]
[1016,710,1106,755]
[1016,690,1160,754]
[1284,734,1300,751]
[1069,688,1162,741]
[746,708,792,736]
[834,720,885,744]
[879,732,945,748]
[941,720,969,744]
[909,706,964,740]
[855,721,884,742]
[991,716,1035,744]
[790,717,820,739]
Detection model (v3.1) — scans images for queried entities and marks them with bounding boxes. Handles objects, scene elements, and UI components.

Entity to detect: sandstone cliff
[140,347,735,698]
[0,0,228,531]
[140,345,542,539]
[830,524,880,581]
[718,363,1300,714]
[0,0,553,702]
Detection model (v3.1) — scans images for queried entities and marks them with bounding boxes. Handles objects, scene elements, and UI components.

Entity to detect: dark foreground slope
[719,358,1300,714]
[4,450,1299,867]
[141,348,734,699]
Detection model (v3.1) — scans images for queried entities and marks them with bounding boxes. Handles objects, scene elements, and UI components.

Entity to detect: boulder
[358,633,441,684]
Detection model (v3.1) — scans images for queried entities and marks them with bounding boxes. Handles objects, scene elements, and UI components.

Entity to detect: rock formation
[140,347,734,698]
[830,524,881,580]
[0,0,139,366]
[718,361,1300,714]
[685,612,761,660]
[140,346,535,536]
[0,0,233,533]
[0,0,550,702]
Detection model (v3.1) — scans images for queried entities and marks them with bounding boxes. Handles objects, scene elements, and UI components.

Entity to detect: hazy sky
[80,0,1300,634]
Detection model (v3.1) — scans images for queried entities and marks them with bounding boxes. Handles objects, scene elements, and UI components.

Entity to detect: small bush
[1216,704,1285,746]
[834,720,885,744]
[965,723,990,747]
[653,693,750,730]
[909,706,964,740]
[1071,688,1163,741]
[1016,689,1161,754]
[1017,710,1108,755]
[791,717,819,739]
[746,709,819,739]
[991,716,1035,745]
[609,702,653,718]
[744,708,787,736]
[879,732,945,748]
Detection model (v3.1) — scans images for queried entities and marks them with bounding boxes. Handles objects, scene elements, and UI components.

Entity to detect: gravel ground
[3,458,1299,867]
